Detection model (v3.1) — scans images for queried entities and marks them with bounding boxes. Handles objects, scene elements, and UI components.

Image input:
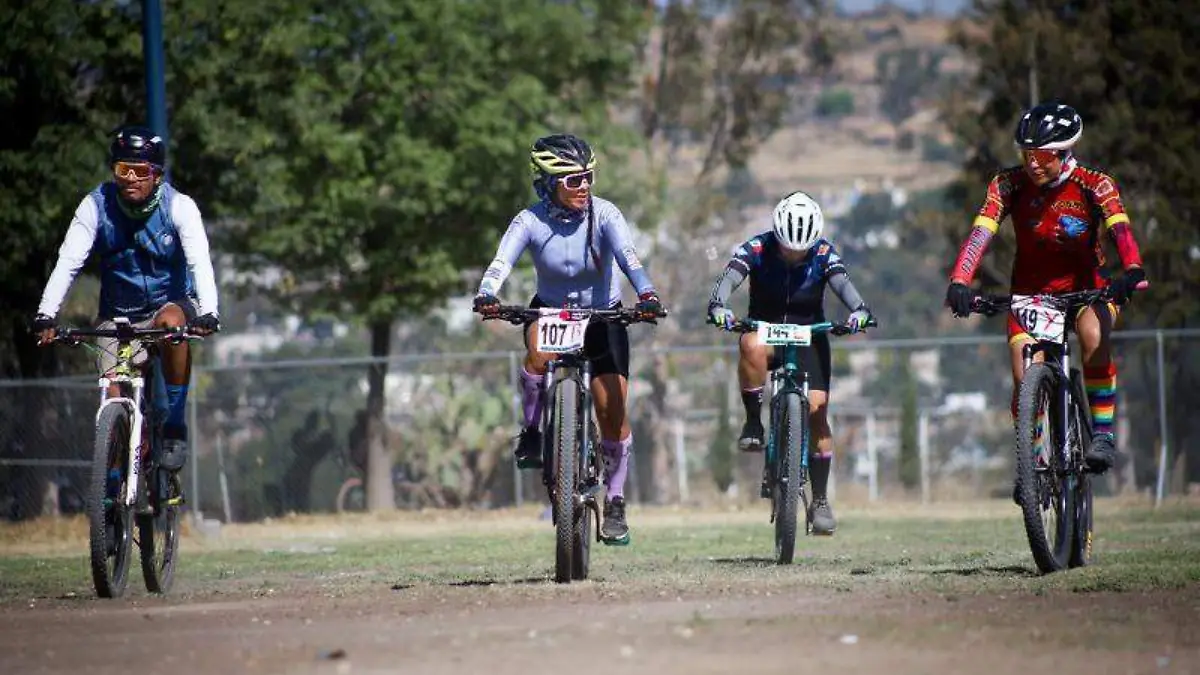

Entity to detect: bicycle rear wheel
[138,467,180,593]
[88,404,134,598]
[553,378,580,584]
[773,392,804,565]
[1015,363,1075,574]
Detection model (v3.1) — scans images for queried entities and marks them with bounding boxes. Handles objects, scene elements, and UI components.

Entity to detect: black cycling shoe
[601,497,630,545]
[1084,433,1117,474]
[514,427,543,470]
[738,418,764,452]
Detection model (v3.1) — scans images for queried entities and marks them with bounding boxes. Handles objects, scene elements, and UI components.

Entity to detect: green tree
[164,1,650,510]
[0,1,149,518]
[0,1,144,377]
[876,46,946,128]
[939,0,1200,487]
[815,88,855,119]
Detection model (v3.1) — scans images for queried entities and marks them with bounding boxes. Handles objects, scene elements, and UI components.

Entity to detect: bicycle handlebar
[970,288,1112,318]
[714,317,878,337]
[53,324,205,346]
[477,305,668,326]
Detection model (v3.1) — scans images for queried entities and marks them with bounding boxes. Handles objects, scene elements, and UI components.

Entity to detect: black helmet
[109,125,166,167]
[1014,102,1083,150]
[529,133,596,177]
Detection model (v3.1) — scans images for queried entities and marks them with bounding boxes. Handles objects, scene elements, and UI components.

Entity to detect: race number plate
[536,314,588,353]
[757,322,812,346]
[1011,295,1066,341]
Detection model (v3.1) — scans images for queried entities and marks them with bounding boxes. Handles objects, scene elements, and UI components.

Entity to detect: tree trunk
[366,320,395,511]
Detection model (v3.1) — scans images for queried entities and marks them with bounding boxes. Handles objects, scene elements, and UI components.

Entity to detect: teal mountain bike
[715,317,873,564]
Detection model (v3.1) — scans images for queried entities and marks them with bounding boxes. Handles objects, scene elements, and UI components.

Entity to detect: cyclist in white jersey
[474,134,662,543]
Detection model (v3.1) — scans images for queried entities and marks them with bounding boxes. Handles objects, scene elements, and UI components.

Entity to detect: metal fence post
[867,411,878,502]
[1154,329,1169,508]
[918,410,930,505]
[674,417,688,503]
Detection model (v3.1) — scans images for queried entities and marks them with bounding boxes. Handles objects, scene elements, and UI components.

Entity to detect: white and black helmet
[1014,102,1083,150]
[771,191,824,252]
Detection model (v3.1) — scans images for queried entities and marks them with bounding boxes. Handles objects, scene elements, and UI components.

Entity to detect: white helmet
[771,191,824,252]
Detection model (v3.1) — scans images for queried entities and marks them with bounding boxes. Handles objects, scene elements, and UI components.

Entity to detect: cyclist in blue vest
[707,191,873,535]
[32,125,220,492]
[473,133,662,544]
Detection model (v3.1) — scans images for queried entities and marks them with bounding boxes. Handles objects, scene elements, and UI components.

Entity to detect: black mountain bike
[714,317,873,564]
[971,289,1108,574]
[53,318,201,597]
[481,305,664,583]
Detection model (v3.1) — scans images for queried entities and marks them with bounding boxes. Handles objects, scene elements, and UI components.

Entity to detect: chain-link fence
[3,330,1198,522]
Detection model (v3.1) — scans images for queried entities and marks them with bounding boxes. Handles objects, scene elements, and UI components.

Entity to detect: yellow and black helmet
[530,133,596,177]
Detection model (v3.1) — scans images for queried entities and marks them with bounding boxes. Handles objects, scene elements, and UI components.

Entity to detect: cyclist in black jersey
[707,191,873,535]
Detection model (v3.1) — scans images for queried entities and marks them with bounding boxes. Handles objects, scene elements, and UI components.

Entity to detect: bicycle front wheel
[553,378,580,584]
[1069,373,1094,569]
[138,468,180,593]
[773,392,805,565]
[571,420,600,581]
[88,404,134,598]
[1015,363,1075,574]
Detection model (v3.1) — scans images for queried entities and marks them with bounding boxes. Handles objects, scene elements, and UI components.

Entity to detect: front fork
[97,378,145,508]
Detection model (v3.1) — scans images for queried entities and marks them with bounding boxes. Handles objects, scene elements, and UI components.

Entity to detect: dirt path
[1,580,1195,675]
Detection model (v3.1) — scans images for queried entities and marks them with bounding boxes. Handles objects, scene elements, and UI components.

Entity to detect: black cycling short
[524,296,630,379]
[765,332,831,392]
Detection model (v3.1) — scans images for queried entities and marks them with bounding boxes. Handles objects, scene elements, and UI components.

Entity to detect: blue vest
[90,182,194,321]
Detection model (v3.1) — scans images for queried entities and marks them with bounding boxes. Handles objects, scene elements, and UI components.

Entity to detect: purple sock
[602,435,632,501]
[520,367,544,428]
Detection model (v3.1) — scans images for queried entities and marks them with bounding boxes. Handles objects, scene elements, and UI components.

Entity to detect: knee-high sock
[601,434,633,500]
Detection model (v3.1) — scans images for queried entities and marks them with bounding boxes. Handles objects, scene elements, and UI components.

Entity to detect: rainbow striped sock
[1084,362,1117,438]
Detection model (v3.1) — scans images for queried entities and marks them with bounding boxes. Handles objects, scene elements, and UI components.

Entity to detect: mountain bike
[714,317,873,564]
[53,318,202,597]
[481,305,665,583]
[970,289,1109,574]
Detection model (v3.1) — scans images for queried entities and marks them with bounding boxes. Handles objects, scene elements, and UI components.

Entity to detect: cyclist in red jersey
[944,102,1149,475]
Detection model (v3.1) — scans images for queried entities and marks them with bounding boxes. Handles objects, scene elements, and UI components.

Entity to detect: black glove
[31,314,57,345]
[1109,267,1147,304]
[189,313,221,334]
[635,291,663,318]
[945,282,974,318]
[30,314,56,333]
[473,293,500,315]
